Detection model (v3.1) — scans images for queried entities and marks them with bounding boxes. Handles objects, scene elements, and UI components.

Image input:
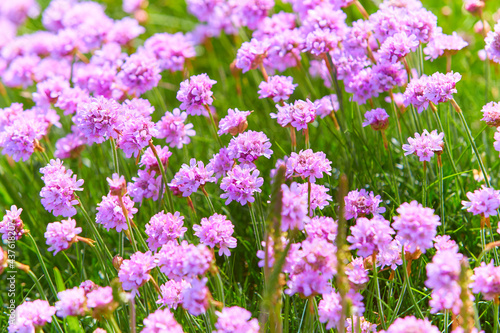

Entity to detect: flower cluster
[0,205,26,241]
[169,158,216,197]
[193,213,237,256]
[345,189,386,220]
[145,211,188,251]
[403,129,444,162]
[177,73,217,116]
[272,99,317,130]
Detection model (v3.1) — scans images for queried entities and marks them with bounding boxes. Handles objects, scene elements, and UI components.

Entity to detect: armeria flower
[392,201,441,254]
[80,280,98,294]
[345,189,386,220]
[314,95,339,118]
[403,129,444,162]
[139,145,172,173]
[207,147,233,180]
[434,235,461,253]
[156,241,213,280]
[182,277,209,316]
[298,183,332,212]
[464,0,485,14]
[303,28,340,56]
[214,306,260,333]
[344,67,380,105]
[177,73,217,116]
[0,116,47,162]
[107,17,145,45]
[142,308,184,333]
[378,31,419,63]
[495,128,500,158]
[462,186,500,218]
[96,192,137,232]
[220,164,264,205]
[235,38,270,73]
[118,251,156,292]
[286,149,332,182]
[0,205,26,241]
[281,182,308,231]
[232,0,273,30]
[116,116,157,158]
[128,169,163,203]
[424,32,468,61]
[362,108,389,130]
[73,96,122,144]
[372,62,407,92]
[485,23,500,64]
[346,316,377,333]
[86,286,118,316]
[346,257,369,290]
[169,158,216,197]
[144,32,196,72]
[380,316,440,333]
[8,300,56,333]
[318,291,343,329]
[40,159,84,217]
[157,279,191,309]
[45,218,84,255]
[425,71,461,105]
[193,213,237,256]
[377,239,403,270]
[55,287,87,317]
[429,283,463,315]
[426,249,462,291]
[347,216,395,258]
[218,109,252,136]
[54,131,87,159]
[118,51,161,96]
[156,108,196,148]
[481,101,500,127]
[403,75,432,112]
[107,173,127,197]
[146,211,187,251]
[2,55,40,88]
[470,261,500,301]
[227,130,273,165]
[258,75,297,102]
[271,99,317,131]
[304,216,337,242]
[33,76,70,109]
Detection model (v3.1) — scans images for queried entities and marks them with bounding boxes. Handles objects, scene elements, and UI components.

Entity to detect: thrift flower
[462,186,500,218]
[235,38,270,73]
[220,165,264,205]
[118,251,156,292]
[286,149,332,182]
[55,287,87,317]
[193,213,237,256]
[218,108,251,136]
[156,108,196,148]
[157,279,190,309]
[272,99,317,131]
[45,218,82,255]
[481,101,500,127]
[8,300,56,333]
[470,261,500,301]
[146,211,188,251]
[0,205,26,241]
[169,159,216,197]
[403,130,444,162]
[281,182,308,231]
[380,316,440,333]
[258,75,297,102]
[182,277,209,316]
[177,73,217,116]
[347,216,395,258]
[214,306,260,333]
[345,189,386,220]
[207,147,233,180]
[96,193,137,232]
[142,308,184,333]
[362,108,389,130]
[227,130,273,165]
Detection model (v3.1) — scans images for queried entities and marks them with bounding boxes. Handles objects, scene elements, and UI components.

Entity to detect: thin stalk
[106,314,122,333]
[249,204,262,250]
[494,302,499,333]
[204,104,223,148]
[110,138,120,175]
[401,249,425,319]
[202,187,216,215]
[444,310,449,333]
[27,233,58,298]
[148,141,174,212]
[373,254,386,330]
[118,194,138,253]
[438,156,445,233]
[422,162,427,207]
[130,298,137,333]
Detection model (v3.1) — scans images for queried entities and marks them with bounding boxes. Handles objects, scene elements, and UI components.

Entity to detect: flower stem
[402,249,425,319]
[248,203,262,250]
[494,301,499,333]
[373,254,386,330]
[110,137,120,175]
[27,233,58,298]
[118,194,138,252]
[204,104,223,148]
[438,156,446,234]
[148,140,174,212]
[422,161,427,207]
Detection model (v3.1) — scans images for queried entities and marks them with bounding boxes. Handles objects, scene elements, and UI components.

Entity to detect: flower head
[462,186,500,218]
[281,182,308,231]
[347,216,395,257]
[380,316,440,333]
[0,205,26,241]
[220,165,264,205]
[142,308,184,333]
[55,287,87,317]
[345,189,386,220]
[481,101,500,127]
[169,158,216,197]
[96,192,137,232]
[156,108,196,148]
[177,73,217,115]
[402,129,444,162]
[272,99,317,130]
[157,279,190,309]
[207,147,233,180]
[214,306,260,333]
[227,130,273,165]
[235,38,270,73]
[193,213,237,256]
[392,201,441,253]
[118,51,161,96]
[144,32,196,72]
[182,277,209,316]
[378,31,419,63]
[8,300,56,333]
[146,211,187,251]
[218,108,252,136]
[286,149,332,182]
[118,251,156,292]
[362,108,389,130]
[45,218,82,255]
[258,75,297,103]
[471,261,500,301]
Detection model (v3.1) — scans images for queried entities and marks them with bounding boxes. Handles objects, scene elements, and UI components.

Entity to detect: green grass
[1,0,500,332]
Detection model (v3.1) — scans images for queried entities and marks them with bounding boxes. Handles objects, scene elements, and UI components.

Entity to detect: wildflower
[139,145,172,172]
[318,291,342,329]
[298,183,332,212]
[272,99,317,131]
[8,300,56,333]
[345,316,377,333]
[485,22,500,63]
[107,17,145,45]
[347,257,369,290]
[156,108,196,148]
[303,28,339,56]
[377,239,403,270]
[128,169,163,203]
[314,95,339,118]
[347,216,395,258]
[156,241,213,280]
[142,309,184,333]
[235,38,270,73]
[157,279,191,309]
[118,51,161,96]
[118,251,156,292]
[33,76,69,109]
[207,147,233,180]
[86,286,118,316]
[177,73,217,116]
[218,109,252,136]
[392,201,441,254]
[182,277,209,316]
[193,213,237,256]
[495,128,500,158]
[286,149,332,182]
[107,173,127,197]
[0,205,26,241]
[45,218,87,255]
[470,261,500,301]
[403,75,432,112]
[40,159,84,217]
[424,32,468,61]
[481,101,500,127]
[96,193,137,232]
[214,306,260,333]
[304,216,337,242]
[116,116,157,158]
[55,287,87,317]
[281,182,308,231]
[345,67,380,105]
[345,189,386,220]
[231,0,274,30]
[144,32,196,72]
[169,159,216,197]
[54,131,87,159]
[0,116,47,162]
[402,130,444,162]
[380,316,440,333]
[378,31,419,63]
[426,250,462,291]
[362,108,389,130]
[146,211,188,251]
[73,96,122,144]
[372,62,407,92]
[220,165,264,205]
[462,186,500,218]
[80,280,98,294]
[227,130,273,165]
[425,71,461,105]
[258,75,297,103]
[2,55,40,88]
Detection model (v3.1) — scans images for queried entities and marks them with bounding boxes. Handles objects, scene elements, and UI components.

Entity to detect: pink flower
[146,211,188,251]
[345,189,386,220]
[220,165,264,205]
[157,279,190,309]
[156,241,213,280]
[0,205,26,241]
[281,182,308,231]
[235,38,270,73]
[214,306,260,333]
[362,108,389,130]
[144,32,196,72]
[45,218,82,254]
[378,31,419,63]
[227,130,273,165]
[142,308,184,333]
[258,75,297,103]
[96,192,137,232]
[156,108,196,148]
[116,116,157,158]
[462,186,500,218]
[402,129,444,162]
[218,108,251,136]
[193,213,237,256]
[286,149,332,182]
[347,216,395,258]
[272,99,317,130]
[182,277,209,316]
[380,316,440,333]
[169,158,216,197]
[118,251,156,292]
[471,261,500,301]
[8,300,56,333]
[55,287,87,317]
[177,73,217,116]
[481,101,500,127]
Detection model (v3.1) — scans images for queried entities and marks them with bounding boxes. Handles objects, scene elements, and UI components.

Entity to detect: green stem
[204,104,223,148]
[148,141,174,212]
[202,188,216,215]
[27,233,58,298]
[402,250,424,319]
[118,195,138,253]
[438,158,446,234]
[422,162,427,207]
[373,255,386,330]
[494,302,499,333]
[249,204,262,250]
[110,138,120,175]
[106,314,122,333]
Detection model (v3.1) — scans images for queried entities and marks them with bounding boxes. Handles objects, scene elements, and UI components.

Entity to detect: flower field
[2,0,500,332]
